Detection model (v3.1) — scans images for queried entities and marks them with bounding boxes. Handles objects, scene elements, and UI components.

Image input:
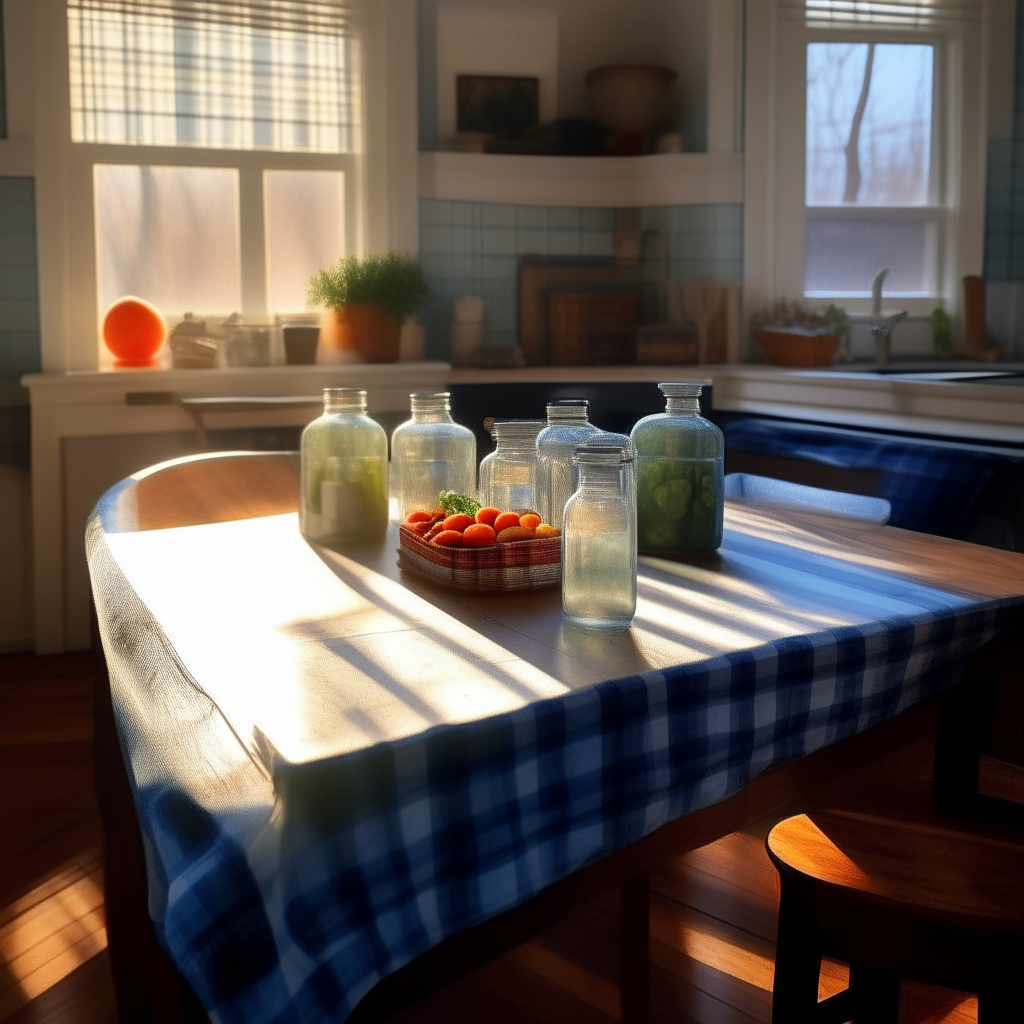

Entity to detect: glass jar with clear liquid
[479,420,545,512]
[630,381,724,553]
[535,400,601,528]
[300,388,389,547]
[562,443,637,631]
[391,391,476,517]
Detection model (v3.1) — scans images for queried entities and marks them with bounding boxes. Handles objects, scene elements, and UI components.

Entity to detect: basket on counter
[398,525,562,592]
[757,329,838,367]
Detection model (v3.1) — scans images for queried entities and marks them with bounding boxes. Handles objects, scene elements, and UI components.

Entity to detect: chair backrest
[95,450,300,534]
[724,472,891,524]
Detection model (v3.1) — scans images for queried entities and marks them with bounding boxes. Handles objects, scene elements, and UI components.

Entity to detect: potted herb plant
[750,300,850,367]
[308,252,430,363]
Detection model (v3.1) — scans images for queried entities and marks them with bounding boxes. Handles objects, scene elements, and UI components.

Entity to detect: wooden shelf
[418,151,743,208]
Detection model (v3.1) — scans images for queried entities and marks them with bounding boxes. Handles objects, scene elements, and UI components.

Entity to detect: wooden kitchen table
[87,452,1024,1024]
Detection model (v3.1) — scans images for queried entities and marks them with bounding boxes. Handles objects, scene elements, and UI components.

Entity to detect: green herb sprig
[438,491,481,517]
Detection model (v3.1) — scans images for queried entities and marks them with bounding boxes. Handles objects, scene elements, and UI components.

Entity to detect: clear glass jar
[630,381,724,553]
[535,400,601,527]
[562,443,637,631]
[479,420,545,512]
[300,388,388,547]
[391,391,476,517]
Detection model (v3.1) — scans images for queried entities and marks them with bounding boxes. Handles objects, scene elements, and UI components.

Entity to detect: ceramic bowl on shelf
[584,64,677,134]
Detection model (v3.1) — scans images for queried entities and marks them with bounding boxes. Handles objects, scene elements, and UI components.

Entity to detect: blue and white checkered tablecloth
[720,415,1022,538]
[88,512,1023,1024]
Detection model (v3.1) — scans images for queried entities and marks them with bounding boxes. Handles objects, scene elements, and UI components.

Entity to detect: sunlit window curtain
[67,0,359,152]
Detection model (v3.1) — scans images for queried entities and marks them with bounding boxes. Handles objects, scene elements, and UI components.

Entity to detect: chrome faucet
[854,266,907,367]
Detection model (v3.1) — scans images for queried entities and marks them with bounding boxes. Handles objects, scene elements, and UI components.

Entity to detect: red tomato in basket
[463,524,496,547]
[492,512,520,533]
[431,530,464,546]
[441,513,475,533]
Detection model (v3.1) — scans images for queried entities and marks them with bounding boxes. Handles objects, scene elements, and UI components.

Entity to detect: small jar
[300,388,388,547]
[391,392,477,518]
[562,442,637,631]
[535,400,600,528]
[479,420,545,512]
[630,381,724,553]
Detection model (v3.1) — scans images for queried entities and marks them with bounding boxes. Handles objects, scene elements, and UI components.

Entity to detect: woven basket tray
[398,525,561,592]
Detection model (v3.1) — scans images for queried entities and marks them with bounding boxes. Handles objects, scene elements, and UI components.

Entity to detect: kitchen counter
[700,364,1024,445]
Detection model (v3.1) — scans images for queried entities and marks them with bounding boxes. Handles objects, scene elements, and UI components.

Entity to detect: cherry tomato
[462,523,497,546]
[493,511,520,533]
[441,513,475,533]
[405,510,434,524]
[431,530,464,546]
[519,513,541,530]
[475,507,501,526]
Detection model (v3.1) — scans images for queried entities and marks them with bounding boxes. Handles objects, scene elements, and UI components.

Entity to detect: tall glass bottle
[535,400,600,527]
[300,388,388,547]
[478,420,545,512]
[391,391,476,517]
[562,443,637,631]
[630,381,724,553]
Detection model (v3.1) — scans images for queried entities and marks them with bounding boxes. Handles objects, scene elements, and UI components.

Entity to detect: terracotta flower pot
[323,304,401,363]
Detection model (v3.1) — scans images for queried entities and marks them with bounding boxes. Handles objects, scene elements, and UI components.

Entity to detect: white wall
[421,0,709,150]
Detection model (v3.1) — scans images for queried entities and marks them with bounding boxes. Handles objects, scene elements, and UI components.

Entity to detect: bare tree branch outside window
[843,43,875,203]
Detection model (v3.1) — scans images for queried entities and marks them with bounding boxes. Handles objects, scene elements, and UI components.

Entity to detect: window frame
[32,0,418,372]
[743,1,986,349]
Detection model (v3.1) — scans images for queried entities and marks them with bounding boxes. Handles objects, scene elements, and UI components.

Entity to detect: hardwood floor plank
[2,950,117,1024]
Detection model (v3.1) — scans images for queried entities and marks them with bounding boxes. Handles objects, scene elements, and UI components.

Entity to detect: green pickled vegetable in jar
[630,382,724,553]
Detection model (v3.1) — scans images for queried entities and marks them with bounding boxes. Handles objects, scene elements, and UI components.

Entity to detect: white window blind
[784,1,980,28]
[68,0,359,152]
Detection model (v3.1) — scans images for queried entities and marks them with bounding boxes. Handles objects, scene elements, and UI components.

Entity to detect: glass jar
[391,391,477,518]
[300,388,388,547]
[630,381,724,553]
[535,400,600,528]
[562,443,637,631]
[479,420,545,512]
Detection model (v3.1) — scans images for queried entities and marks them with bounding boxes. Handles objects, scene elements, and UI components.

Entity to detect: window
[804,41,940,298]
[743,0,985,343]
[61,0,361,359]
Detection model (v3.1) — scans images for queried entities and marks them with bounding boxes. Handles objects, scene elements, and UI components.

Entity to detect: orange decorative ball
[102,297,166,366]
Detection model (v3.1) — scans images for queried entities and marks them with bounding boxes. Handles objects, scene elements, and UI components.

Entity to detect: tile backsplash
[418,199,743,359]
[0,178,40,468]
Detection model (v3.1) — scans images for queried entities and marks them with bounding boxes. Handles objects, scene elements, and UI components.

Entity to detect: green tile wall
[418,199,743,359]
[0,178,40,467]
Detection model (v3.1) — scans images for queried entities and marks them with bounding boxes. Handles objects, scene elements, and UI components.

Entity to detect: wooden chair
[724,472,892,523]
[766,809,1024,1023]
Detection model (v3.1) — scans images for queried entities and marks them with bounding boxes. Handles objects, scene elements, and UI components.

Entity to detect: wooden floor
[0,651,979,1024]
